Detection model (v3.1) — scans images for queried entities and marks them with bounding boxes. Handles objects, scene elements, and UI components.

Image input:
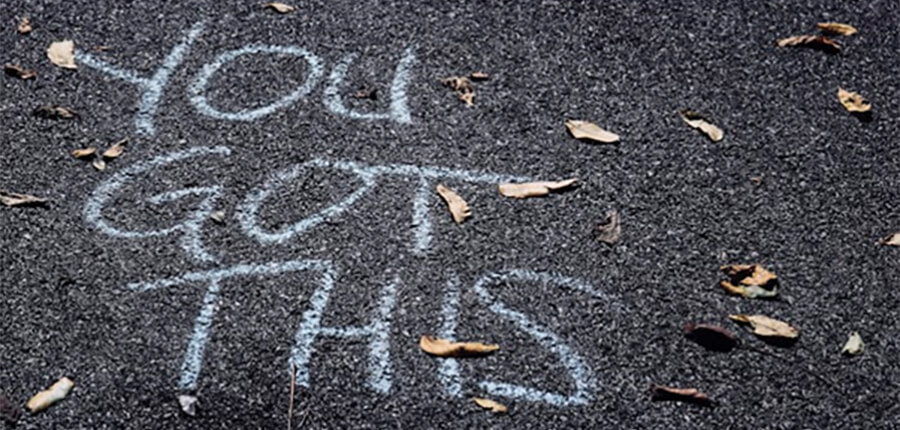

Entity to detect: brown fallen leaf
[93,159,107,171]
[679,110,723,142]
[441,76,475,106]
[71,147,97,159]
[33,105,78,119]
[776,35,840,52]
[47,40,77,69]
[102,138,128,159]
[650,385,710,405]
[817,22,858,36]
[419,335,499,357]
[565,119,620,144]
[719,264,778,298]
[353,86,377,100]
[436,184,470,224]
[4,64,37,79]
[0,392,21,424]
[265,2,296,13]
[472,397,507,413]
[837,88,871,113]
[596,210,621,244]
[27,377,74,413]
[879,232,900,246]
[498,179,577,199]
[18,16,32,35]
[0,190,47,207]
[684,323,738,352]
[841,332,864,356]
[470,72,489,81]
[729,314,799,339]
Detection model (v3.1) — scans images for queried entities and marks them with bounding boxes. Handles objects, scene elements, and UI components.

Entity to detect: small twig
[288,363,296,430]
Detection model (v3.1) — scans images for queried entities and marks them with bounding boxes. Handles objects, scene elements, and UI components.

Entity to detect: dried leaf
[565,120,620,144]
[679,110,724,142]
[719,264,778,298]
[776,35,840,52]
[4,64,37,79]
[472,397,507,413]
[33,105,78,119]
[729,314,799,339]
[71,147,97,159]
[352,86,377,100]
[47,40,77,69]
[419,335,499,357]
[436,184,470,224]
[879,232,900,246]
[441,76,475,106]
[0,190,47,207]
[93,46,112,52]
[265,2,296,13]
[102,138,128,159]
[27,377,74,413]
[210,211,226,224]
[470,72,489,81]
[817,22,857,36]
[498,179,577,199]
[841,332,864,356]
[837,88,871,113]
[650,385,710,405]
[178,394,197,416]
[684,323,738,352]
[0,392,21,424]
[596,210,621,244]
[18,16,32,35]
[93,159,107,171]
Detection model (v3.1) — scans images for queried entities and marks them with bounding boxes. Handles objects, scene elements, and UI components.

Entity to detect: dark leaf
[684,323,738,352]
[33,105,78,119]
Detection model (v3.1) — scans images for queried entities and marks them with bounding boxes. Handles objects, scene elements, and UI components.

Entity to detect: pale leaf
[472,397,507,413]
[679,110,723,142]
[47,40,77,69]
[650,385,710,405]
[436,184,470,224]
[419,335,498,357]
[18,16,32,35]
[498,178,577,199]
[442,76,475,106]
[71,147,97,159]
[729,314,799,339]
[0,190,47,207]
[776,35,840,52]
[879,232,900,246]
[470,72,489,81]
[841,332,864,356]
[102,139,128,159]
[837,88,871,113]
[210,211,226,224]
[93,159,106,171]
[265,2,296,13]
[565,120,619,143]
[27,377,74,413]
[33,105,77,119]
[817,22,858,36]
[596,210,621,244]
[178,394,197,416]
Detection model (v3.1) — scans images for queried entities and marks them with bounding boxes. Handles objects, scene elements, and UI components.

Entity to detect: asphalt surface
[3,1,900,428]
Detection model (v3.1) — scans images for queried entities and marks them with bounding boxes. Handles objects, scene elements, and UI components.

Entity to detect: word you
[75,22,416,136]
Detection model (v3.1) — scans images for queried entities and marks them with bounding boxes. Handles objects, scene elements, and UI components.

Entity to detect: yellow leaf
[880,232,900,246]
[0,190,47,207]
[47,40,77,69]
[776,35,840,52]
[436,184,470,224]
[419,335,498,357]
[816,22,857,36]
[498,178,577,199]
[565,120,619,144]
[27,377,74,413]
[71,147,97,159]
[729,314,799,339]
[265,2,296,13]
[472,397,508,413]
[102,139,128,159]
[837,88,871,113]
[679,110,723,142]
[841,332,863,356]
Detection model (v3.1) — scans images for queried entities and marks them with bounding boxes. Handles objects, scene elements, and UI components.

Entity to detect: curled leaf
[4,64,37,79]
[837,88,871,113]
[102,138,128,159]
[729,314,799,339]
[436,184,470,224]
[565,119,619,143]
[650,385,710,405]
[93,159,107,171]
[27,377,74,413]
[684,323,738,352]
[472,397,507,413]
[18,16,32,35]
[265,2,296,13]
[816,22,857,36]
[47,40,77,69]
[1,190,47,207]
[419,335,498,357]
[879,233,900,246]
[776,35,840,53]
[33,105,78,119]
[498,179,577,199]
[71,147,97,159]
[719,264,778,298]
[841,332,864,356]
[596,210,621,244]
[441,76,475,106]
[679,110,723,142]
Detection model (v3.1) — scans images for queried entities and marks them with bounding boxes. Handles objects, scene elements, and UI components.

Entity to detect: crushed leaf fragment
[470,72,489,81]
[353,86,377,100]
[837,88,871,113]
[436,184,470,224]
[419,335,498,357]
[1,190,47,207]
[0,392,20,424]
[719,264,778,298]
[879,232,900,246]
[776,35,840,52]
[265,2,296,13]
[178,394,197,416]
[729,314,799,339]
[498,179,577,199]
[71,147,97,159]
[841,332,863,356]
[18,16,32,35]
[33,105,78,119]
[47,40,77,69]
[651,385,710,405]
[102,138,128,159]
[596,210,621,244]
[93,159,107,171]
[679,110,723,142]
[472,397,507,413]
[210,211,226,224]
[27,377,74,413]
[441,76,475,106]
[684,323,738,352]
[4,64,37,79]
[817,22,858,36]
[565,119,619,143]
